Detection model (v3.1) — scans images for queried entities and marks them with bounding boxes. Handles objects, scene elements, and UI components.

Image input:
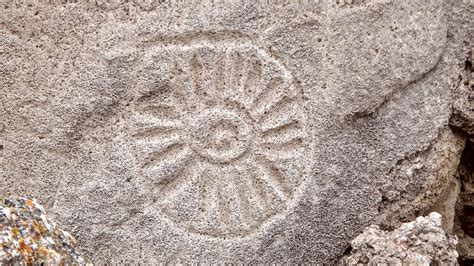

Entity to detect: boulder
[1,0,472,263]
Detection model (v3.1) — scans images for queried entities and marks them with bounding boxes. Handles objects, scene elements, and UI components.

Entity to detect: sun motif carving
[127,40,311,236]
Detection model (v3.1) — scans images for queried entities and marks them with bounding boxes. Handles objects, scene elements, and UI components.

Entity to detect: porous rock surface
[376,127,465,233]
[1,0,472,264]
[0,197,87,265]
[340,212,459,265]
[450,49,473,141]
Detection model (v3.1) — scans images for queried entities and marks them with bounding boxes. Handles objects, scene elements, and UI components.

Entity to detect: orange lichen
[1,197,88,265]
[11,227,19,238]
[25,199,33,208]
[18,239,33,254]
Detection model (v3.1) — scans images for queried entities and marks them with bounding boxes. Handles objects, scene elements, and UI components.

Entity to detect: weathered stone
[1,0,472,264]
[340,212,459,265]
[376,128,465,233]
[0,197,87,265]
[450,49,473,141]
[454,140,474,264]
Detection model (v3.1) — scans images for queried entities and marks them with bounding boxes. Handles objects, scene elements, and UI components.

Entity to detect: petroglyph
[127,40,312,236]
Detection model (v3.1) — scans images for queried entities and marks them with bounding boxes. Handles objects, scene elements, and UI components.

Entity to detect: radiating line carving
[127,40,312,236]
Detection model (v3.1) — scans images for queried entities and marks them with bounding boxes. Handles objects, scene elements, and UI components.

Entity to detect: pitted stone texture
[0,197,87,265]
[377,128,465,233]
[450,49,473,140]
[125,41,311,237]
[1,0,472,264]
[340,213,459,265]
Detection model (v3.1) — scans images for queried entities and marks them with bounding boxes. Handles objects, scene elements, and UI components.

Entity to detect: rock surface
[450,49,473,141]
[454,140,474,264]
[377,128,465,233]
[340,212,459,265]
[0,197,87,265]
[1,0,472,264]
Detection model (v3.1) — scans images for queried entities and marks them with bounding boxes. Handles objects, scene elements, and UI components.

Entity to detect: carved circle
[191,106,252,164]
[127,40,311,236]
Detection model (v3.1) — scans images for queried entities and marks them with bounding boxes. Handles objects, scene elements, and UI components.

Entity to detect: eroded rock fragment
[340,212,459,265]
[0,197,87,265]
[450,50,474,141]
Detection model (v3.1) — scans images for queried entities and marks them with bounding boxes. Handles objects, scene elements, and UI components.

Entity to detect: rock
[340,212,459,265]
[0,197,87,265]
[450,49,474,141]
[1,0,472,264]
[454,140,474,264]
[377,128,465,233]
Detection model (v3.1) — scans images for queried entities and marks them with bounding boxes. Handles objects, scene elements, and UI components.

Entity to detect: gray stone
[450,48,473,140]
[1,0,472,264]
[376,128,465,233]
[340,212,459,265]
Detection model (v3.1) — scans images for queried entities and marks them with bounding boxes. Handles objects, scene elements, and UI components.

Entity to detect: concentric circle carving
[127,40,311,236]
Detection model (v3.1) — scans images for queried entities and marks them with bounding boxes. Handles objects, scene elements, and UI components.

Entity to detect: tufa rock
[1,0,472,263]
[340,212,459,265]
[450,49,474,141]
[0,197,87,265]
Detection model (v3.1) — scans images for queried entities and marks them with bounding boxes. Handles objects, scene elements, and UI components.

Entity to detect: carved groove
[128,40,312,236]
